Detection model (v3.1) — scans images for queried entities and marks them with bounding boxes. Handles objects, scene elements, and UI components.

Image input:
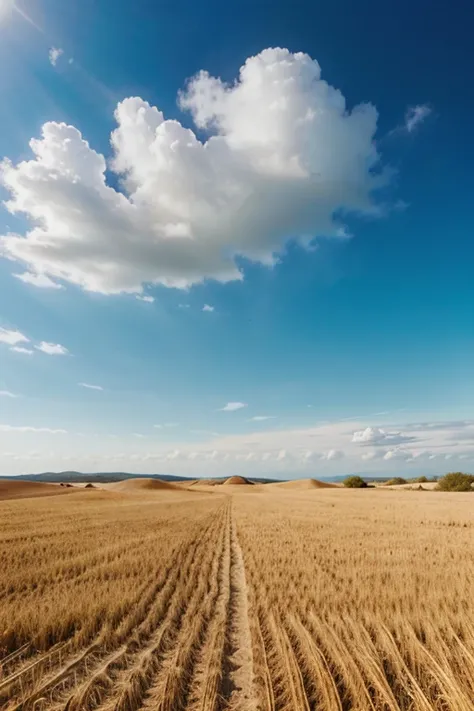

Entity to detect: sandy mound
[110,478,179,492]
[222,476,254,486]
[0,480,75,501]
[271,478,337,489]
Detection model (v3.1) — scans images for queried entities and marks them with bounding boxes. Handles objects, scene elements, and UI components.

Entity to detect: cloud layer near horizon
[1,47,387,294]
[1,417,473,476]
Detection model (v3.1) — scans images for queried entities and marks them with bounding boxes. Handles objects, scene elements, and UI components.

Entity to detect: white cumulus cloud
[0,327,29,345]
[49,47,63,66]
[1,48,388,295]
[219,402,247,412]
[202,304,215,312]
[352,426,414,446]
[35,341,69,356]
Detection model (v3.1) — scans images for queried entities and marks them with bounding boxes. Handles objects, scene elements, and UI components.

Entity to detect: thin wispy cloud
[387,104,432,139]
[0,424,66,434]
[219,402,247,412]
[0,390,18,398]
[405,104,432,132]
[79,383,103,391]
[10,346,34,355]
[249,416,276,422]
[136,295,154,303]
[322,449,345,461]
[14,272,62,289]
[49,47,63,66]
[35,342,69,356]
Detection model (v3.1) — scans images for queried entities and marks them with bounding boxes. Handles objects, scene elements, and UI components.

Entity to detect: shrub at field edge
[437,472,474,492]
[343,475,368,488]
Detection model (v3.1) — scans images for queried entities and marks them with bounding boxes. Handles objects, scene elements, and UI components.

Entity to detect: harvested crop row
[1,491,224,710]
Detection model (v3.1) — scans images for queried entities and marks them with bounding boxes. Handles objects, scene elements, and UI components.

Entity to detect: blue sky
[0,0,473,477]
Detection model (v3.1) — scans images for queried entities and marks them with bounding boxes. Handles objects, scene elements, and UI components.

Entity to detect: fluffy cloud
[1,48,387,295]
[202,304,215,312]
[49,47,63,66]
[14,272,63,289]
[219,402,247,412]
[0,327,29,345]
[405,105,431,133]
[352,426,414,446]
[35,341,69,355]
[79,382,103,391]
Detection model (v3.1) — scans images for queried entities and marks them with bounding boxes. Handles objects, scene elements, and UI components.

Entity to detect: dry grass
[0,482,473,710]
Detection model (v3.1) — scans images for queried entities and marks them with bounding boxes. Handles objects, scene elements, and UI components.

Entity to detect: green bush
[384,477,407,486]
[413,476,428,483]
[437,472,474,492]
[343,476,367,488]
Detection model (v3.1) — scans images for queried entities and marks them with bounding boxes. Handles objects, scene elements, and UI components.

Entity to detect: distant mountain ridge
[0,471,192,483]
[0,471,282,484]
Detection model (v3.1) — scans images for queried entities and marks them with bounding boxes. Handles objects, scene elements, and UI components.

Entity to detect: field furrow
[139,502,231,711]
[53,504,228,711]
[2,498,224,710]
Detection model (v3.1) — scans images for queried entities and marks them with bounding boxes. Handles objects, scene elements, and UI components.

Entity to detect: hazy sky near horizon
[0,0,473,477]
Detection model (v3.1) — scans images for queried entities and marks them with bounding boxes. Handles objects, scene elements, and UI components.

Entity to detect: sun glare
[0,0,14,23]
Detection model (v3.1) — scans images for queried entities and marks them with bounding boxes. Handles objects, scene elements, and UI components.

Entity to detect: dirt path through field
[221,503,255,710]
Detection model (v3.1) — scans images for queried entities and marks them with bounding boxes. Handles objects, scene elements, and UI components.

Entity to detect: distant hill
[270,478,337,489]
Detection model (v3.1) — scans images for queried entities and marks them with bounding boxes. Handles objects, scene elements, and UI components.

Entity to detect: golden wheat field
[1,479,473,711]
